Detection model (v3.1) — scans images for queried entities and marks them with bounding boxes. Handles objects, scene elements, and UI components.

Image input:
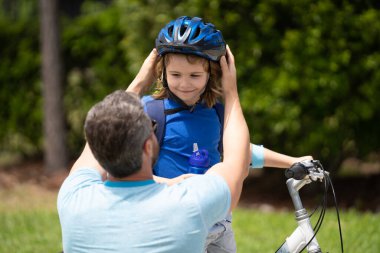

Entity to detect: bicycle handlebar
[278,160,343,253]
[285,160,326,180]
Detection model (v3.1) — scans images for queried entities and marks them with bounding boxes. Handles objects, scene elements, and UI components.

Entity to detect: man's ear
[143,135,153,155]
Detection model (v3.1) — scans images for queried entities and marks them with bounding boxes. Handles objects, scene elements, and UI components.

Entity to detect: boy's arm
[206,45,250,211]
[263,148,313,168]
[249,143,313,169]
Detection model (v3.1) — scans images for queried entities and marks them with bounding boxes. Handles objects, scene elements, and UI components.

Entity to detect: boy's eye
[191,74,201,78]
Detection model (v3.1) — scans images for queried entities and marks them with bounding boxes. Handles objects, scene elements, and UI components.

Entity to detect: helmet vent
[155,16,226,61]
[180,25,188,36]
[168,25,174,37]
[193,26,201,38]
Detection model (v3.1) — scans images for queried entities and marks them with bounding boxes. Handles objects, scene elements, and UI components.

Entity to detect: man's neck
[107,164,154,182]
[107,174,153,182]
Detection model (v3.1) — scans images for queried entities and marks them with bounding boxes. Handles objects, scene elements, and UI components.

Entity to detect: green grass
[0,209,61,252]
[0,185,379,252]
[233,208,380,252]
[0,185,62,253]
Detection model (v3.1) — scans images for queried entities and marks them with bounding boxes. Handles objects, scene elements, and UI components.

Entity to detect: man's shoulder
[176,174,230,204]
[58,168,102,207]
[174,174,231,227]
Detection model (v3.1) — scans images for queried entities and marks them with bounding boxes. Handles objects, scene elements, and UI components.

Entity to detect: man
[57,46,250,252]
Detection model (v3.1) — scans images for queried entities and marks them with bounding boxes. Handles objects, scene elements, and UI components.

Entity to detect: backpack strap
[214,102,224,155]
[145,98,224,155]
[145,99,166,146]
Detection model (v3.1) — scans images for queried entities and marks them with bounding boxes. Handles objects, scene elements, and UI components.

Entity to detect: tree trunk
[39,0,68,173]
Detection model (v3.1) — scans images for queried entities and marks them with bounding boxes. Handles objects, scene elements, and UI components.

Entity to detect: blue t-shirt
[142,96,222,178]
[57,168,231,253]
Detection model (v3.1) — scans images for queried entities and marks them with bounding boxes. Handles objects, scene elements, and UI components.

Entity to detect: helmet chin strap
[162,59,210,115]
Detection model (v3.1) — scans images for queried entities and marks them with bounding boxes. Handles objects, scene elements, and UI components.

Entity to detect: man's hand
[219,45,237,97]
[154,174,196,186]
[127,49,160,96]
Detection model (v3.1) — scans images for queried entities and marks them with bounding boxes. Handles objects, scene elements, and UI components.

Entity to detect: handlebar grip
[285,162,309,180]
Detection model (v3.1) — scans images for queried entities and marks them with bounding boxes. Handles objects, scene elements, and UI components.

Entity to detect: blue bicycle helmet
[155,16,226,62]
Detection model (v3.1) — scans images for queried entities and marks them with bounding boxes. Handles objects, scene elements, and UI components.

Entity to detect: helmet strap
[199,60,211,101]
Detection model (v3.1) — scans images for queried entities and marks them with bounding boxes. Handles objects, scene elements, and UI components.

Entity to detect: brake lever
[308,160,327,182]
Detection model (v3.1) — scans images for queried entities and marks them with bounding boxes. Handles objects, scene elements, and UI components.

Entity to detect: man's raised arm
[206,46,250,211]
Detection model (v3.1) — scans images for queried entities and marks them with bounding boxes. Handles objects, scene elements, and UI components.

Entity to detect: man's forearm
[223,93,250,175]
[126,78,145,96]
[126,49,159,96]
[70,143,107,179]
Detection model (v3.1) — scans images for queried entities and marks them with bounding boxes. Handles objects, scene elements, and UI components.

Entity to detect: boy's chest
[164,110,221,150]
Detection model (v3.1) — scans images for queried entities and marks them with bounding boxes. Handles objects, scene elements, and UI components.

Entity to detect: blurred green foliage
[62,1,130,154]
[0,0,379,170]
[0,0,42,159]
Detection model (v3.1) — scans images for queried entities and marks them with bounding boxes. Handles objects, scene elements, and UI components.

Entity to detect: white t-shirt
[57,168,231,253]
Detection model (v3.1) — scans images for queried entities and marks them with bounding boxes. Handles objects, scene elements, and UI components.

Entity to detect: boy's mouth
[180,90,196,93]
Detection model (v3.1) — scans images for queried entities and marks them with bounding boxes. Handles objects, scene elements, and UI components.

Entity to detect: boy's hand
[127,49,160,96]
[291,156,314,165]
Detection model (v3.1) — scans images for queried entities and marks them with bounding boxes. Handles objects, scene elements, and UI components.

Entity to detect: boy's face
[165,54,209,106]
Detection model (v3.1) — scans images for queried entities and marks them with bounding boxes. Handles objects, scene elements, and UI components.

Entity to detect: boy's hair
[84,90,151,178]
[152,54,223,108]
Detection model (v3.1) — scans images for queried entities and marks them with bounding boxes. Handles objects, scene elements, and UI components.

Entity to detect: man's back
[58,168,230,253]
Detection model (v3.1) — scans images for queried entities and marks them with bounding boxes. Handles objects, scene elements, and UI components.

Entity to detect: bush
[1,0,379,171]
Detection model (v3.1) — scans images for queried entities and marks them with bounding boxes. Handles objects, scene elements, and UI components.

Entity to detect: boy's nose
[182,78,194,87]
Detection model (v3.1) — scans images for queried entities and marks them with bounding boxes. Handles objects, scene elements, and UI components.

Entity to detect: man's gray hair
[84,90,151,178]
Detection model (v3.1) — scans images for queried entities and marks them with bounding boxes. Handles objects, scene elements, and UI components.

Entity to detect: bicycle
[275,160,344,253]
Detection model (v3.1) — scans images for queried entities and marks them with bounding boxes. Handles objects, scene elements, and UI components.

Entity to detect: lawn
[0,184,62,253]
[233,208,380,252]
[0,184,379,253]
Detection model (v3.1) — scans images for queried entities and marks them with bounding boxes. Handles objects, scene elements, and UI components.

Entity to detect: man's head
[84,90,158,178]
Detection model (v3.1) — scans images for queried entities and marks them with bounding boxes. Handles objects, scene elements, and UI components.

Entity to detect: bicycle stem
[288,178,310,210]
[276,178,322,253]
